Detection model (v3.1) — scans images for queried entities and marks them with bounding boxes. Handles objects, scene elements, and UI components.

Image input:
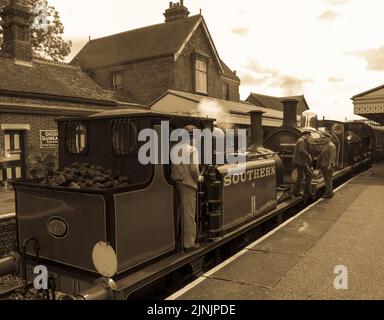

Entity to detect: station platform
[169,163,384,300]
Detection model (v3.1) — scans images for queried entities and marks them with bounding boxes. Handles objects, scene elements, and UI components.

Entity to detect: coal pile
[40,162,130,190]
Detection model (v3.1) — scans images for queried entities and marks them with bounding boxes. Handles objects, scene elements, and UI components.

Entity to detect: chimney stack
[281,98,299,128]
[164,1,190,22]
[0,0,33,62]
[248,110,265,150]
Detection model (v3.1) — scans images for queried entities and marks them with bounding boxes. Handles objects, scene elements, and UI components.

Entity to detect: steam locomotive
[0,101,382,300]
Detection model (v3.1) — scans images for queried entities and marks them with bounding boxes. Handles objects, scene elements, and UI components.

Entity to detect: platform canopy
[150,90,300,128]
[353,84,384,125]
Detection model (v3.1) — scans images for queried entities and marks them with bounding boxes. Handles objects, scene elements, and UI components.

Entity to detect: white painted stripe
[0,212,16,220]
[166,172,363,300]
[165,277,206,301]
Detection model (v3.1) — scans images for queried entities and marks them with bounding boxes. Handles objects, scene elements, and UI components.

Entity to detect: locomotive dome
[301,111,319,131]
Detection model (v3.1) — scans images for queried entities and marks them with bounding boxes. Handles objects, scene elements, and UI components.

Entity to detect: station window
[195,58,208,94]
[111,119,138,156]
[112,71,124,90]
[222,83,229,100]
[66,122,87,154]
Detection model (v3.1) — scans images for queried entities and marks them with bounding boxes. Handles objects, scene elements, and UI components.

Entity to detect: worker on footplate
[171,125,202,252]
[292,130,313,197]
[320,132,336,199]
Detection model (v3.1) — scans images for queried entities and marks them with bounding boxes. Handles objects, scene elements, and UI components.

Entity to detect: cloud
[318,10,339,21]
[232,27,249,36]
[243,60,313,95]
[328,76,344,82]
[247,60,277,75]
[241,74,270,86]
[349,46,384,71]
[269,75,313,96]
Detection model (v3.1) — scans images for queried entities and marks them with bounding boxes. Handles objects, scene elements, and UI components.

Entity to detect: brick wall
[0,94,118,180]
[0,217,16,257]
[173,26,240,102]
[222,79,240,102]
[85,26,240,105]
[89,56,175,105]
[0,113,59,179]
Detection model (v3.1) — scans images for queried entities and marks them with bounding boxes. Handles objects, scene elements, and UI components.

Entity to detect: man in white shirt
[171,125,202,252]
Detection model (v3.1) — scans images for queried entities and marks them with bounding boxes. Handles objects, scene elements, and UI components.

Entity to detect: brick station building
[72,1,241,106]
[0,0,139,183]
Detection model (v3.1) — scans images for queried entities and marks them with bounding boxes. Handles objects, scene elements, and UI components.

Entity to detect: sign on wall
[40,130,58,149]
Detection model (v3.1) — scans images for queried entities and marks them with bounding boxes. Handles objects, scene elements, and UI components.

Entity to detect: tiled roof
[0,57,120,104]
[221,60,240,82]
[151,89,287,121]
[352,84,384,99]
[72,15,202,70]
[71,15,239,82]
[246,93,309,114]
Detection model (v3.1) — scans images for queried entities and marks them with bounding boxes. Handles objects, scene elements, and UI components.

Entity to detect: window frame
[111,118,139,157]
[194,57,208,95]
[222,82,230,101]
[65,121,88,155]
[112,70,124,90]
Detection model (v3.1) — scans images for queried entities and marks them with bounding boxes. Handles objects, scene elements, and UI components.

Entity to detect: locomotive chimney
[281,98,299,128]
[248,110,265,150]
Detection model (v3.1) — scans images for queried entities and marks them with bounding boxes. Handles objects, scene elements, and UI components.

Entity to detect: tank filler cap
[92,242,118,278]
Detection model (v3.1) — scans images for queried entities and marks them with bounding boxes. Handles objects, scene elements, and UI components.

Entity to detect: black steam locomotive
[0,103,382,300]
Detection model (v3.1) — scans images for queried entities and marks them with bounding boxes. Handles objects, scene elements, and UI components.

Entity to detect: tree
[0,0,72,61]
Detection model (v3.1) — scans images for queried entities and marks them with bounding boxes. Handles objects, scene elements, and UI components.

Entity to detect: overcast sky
[49,0,384,121]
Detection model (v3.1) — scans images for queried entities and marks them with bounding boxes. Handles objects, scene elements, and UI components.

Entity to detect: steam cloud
[194,98,233,130]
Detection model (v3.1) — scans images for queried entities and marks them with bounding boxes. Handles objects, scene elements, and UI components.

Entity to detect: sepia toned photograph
[0,0,384,309]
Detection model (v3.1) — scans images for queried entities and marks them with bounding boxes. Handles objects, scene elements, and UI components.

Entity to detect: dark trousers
[321,167,333,196]
[294,164,313,195]
[183,186,197,249]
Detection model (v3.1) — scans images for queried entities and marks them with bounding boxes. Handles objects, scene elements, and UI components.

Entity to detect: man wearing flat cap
[320,132,336,198]
[292,130,313,197]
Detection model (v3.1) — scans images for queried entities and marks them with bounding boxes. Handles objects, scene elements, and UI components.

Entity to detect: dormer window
[195,58,208,94]
[112,71,124,90]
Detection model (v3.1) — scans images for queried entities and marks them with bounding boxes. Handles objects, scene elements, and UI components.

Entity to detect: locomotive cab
[11,110,217,295]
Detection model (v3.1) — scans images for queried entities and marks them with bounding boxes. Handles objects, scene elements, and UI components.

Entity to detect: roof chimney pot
[0,0,33,62]
[164,1,190,22]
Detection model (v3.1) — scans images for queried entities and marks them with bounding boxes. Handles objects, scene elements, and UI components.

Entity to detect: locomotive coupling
[61,277,117,300]
[0,252,21,276]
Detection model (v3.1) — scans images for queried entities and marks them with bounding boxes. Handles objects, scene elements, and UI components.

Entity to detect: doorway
[1,130,26,181]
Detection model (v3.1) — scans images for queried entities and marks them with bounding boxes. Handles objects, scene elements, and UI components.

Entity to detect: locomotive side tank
[210,111,282,232]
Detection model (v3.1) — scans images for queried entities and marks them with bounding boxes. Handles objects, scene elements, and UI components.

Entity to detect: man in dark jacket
[292,130,313,196]
[320,132,336,198]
